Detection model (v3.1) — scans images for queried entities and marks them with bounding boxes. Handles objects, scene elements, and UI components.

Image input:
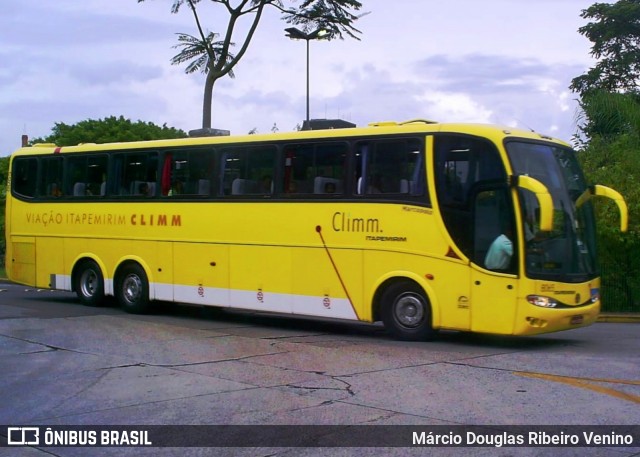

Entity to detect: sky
[0,0,602,156]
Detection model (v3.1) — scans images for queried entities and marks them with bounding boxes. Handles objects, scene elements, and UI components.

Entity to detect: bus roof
[12,121,570,156]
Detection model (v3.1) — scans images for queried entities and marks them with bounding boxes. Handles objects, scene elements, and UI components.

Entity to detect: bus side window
[113,152,158,197]
[39,157,64,198]
[88,156,108,196]
[222,146,276,196]
[435,135,507,260]
[474,188,517,273]
[314,142,346,196]
[13,158,38,198]
[281,144,313,194]
[164,149,215,197]
[66,154,108,197]
[281,142,346,196]
[355,137,426,199]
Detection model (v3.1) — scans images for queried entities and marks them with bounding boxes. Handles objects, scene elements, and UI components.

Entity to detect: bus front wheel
[74,260,105,307]
[116,264,151,314]
[381,281,437,341]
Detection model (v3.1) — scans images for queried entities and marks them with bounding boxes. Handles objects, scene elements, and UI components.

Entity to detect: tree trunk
[202,72,215,129]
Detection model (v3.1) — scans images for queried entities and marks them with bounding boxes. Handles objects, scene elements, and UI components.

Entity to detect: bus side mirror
[510,175,554,232]
[576,184,628,232]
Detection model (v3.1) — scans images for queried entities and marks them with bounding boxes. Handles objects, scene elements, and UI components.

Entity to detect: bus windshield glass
[506,141,597,282]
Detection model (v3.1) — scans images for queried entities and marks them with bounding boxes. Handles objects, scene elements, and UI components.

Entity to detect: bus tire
[74,260,105,307]
[381,281,437,341]
[116,263,151,314]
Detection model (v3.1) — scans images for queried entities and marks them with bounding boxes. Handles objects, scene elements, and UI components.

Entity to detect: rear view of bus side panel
[7,237,36,287]
[291,245,363,321]
[36,237,64,289]
[173,242,229,307]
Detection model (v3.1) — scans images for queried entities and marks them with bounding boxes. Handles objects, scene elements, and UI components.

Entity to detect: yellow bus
[5,120,628,340]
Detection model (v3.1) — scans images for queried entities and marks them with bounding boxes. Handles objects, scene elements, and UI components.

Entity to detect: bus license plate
[570,315,584,325]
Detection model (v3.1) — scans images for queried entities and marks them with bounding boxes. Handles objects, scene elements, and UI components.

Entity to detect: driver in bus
[485,226,513,271]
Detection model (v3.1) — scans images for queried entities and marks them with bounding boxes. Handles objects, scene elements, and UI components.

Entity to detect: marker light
[526,295,558,308]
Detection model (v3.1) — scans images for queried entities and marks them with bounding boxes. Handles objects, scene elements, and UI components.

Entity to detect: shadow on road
[15,290,579,351]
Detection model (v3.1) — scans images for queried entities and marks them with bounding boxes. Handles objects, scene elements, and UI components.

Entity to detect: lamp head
[285,27,307,40]
[285,27,329,41]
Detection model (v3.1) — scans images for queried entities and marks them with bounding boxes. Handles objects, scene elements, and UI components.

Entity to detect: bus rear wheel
[381,281,437,341]
[75,260,105,307]
[116,263,151,314]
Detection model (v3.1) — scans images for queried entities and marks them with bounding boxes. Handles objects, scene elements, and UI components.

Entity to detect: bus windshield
[506,141,598,282]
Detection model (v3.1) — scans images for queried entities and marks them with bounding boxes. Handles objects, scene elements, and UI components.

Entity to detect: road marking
[516,371,640,404]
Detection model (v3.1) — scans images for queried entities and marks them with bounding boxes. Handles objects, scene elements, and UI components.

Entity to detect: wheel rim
[393,293,426,328]
[80,269,98,298]
[123,274,143,305]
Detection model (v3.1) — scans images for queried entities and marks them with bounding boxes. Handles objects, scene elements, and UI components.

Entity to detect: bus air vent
[399,119,438,125]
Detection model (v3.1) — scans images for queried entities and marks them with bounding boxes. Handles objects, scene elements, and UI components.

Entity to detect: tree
[170,30,237,130]
[0,156,7,199]
[569,3,640,311]
[141,0,364,130]
[29,116,188,146]
[572,95,640,310]
[570,0,640,96]
[574,90,640,145]
[0,155,8,268]
[578,130,640,310]
[571,1,640,144]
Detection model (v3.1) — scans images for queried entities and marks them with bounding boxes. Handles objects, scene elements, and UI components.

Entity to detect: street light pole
[285,27,327,130]
[305,37,310,129]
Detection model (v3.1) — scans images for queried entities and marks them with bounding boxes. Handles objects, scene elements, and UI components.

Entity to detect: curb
[597,314,640,323]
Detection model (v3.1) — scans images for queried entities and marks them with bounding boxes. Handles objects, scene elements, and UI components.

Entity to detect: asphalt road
[0,281,638,457]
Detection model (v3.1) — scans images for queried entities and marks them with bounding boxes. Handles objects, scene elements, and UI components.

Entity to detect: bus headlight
[526,295,558,308]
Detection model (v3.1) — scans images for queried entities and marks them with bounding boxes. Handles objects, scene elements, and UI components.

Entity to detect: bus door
[469,186,518,334]
[434,134,514,333]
